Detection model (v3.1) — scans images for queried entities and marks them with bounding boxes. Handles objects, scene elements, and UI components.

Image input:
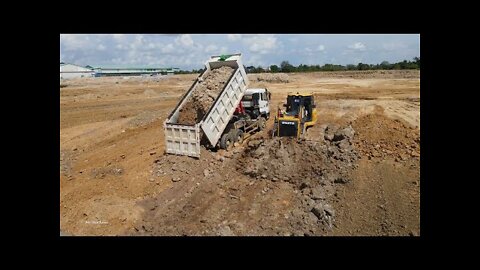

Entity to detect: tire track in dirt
[60,71,420,236]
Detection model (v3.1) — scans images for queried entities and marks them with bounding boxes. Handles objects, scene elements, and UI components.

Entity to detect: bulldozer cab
[274,92,317,138]
[285,94,314,122]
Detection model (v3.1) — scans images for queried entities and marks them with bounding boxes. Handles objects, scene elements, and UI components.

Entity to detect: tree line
[175,57,420,74]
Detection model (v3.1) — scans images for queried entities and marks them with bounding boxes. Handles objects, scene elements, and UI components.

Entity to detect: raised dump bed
[164,54,249,157]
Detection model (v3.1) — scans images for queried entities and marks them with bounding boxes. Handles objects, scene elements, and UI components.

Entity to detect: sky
[60,34,420,70]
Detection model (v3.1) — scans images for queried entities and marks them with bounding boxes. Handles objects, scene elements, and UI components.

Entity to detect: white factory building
[60,63,94,79]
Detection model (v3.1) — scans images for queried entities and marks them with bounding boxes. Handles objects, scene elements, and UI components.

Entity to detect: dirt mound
[254,73,289,83]
[130,124,360,236]
[239,128,358,188]
[234,126,359,230]
[177,66,235,125]
[306,70,420,79]
[352,112,420,162]
[151,149,218,183]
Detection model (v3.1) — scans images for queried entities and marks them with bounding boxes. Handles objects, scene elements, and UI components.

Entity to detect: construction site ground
[60,70,420,236]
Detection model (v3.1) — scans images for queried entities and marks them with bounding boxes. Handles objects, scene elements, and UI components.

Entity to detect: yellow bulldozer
[272,92,317,138]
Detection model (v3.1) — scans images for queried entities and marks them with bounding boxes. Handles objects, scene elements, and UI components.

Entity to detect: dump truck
[164,54,270,158]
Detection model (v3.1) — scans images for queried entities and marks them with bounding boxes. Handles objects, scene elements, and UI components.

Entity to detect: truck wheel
[258,117,266,131]
[220,133,233,150]
[234,129,244,144]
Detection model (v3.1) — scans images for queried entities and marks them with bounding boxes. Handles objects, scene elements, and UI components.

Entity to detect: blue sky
[60,34,420,70]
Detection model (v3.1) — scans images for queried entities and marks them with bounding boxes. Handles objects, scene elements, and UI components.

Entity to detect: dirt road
[60,70,420,236]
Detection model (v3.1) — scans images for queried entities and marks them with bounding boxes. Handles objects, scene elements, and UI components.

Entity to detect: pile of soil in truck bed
[177,66,235,125]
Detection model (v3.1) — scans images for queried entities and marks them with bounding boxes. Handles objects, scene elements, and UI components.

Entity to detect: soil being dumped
[239,125,359,187]
[177,66,235,125]
[131,123,360,236]
[235,126,359,231]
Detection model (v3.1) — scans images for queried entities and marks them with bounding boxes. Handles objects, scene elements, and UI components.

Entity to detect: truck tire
[234,129,244,144]
[258,117,266,131]
[220,133,234,150]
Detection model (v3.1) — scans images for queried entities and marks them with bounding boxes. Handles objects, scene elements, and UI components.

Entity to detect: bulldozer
[273,92,317,138]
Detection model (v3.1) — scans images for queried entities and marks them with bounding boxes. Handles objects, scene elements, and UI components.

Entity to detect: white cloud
[115,43,127,50]
[382,42,407,51]
[112,34,126,40]
[175,34,194,47]
[147,42,157,49]
[348,42,366,51]
[60,34,91,50]
[246,54,266,67]
[227,34,242,41]
[243,35,278,54]
[205,44,218,53]
[162,43,175,53]
[352,57,363,64]
[60,34,419,70]
[128,35,146,50]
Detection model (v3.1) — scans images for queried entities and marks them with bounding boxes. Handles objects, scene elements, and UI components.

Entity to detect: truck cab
[218,88,271,150]
[241,88,271,119]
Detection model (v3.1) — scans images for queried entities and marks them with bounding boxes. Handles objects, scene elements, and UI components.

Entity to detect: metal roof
[245,88,267,94]
[60,62,93,70]
[92,66,179,70]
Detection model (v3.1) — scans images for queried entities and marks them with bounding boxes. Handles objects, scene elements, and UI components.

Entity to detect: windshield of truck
[242,95,253,101]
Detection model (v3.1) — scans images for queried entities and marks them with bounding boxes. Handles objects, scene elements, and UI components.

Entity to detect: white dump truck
[164,54,270,158]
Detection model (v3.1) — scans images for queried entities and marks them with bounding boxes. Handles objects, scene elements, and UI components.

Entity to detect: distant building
[60,63,94,79]
[92,67,180,77]
[60,63,180,79]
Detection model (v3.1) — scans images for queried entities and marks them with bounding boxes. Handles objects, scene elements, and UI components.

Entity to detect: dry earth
[60,70,420,236]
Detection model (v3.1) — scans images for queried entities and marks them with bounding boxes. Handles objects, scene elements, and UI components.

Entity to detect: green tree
[357,63,369,70]
[280,61,295,73]
[413,57,420,68]
[246,66,256,73]
[270,65,279,73]
[380,61,391,70]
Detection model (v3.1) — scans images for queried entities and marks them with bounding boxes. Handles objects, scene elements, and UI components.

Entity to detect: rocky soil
[177,66,235,125]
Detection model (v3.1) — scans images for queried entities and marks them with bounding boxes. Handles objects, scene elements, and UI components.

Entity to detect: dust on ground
[60,70,420,236]
[327,108,420,236]
[131,123,357,236]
